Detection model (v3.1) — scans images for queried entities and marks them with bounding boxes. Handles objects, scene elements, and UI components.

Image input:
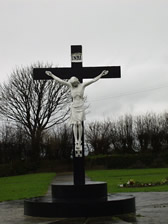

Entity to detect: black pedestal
[24,181,135,217]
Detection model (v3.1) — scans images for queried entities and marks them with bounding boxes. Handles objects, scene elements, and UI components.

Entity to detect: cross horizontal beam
[33,66,120,80]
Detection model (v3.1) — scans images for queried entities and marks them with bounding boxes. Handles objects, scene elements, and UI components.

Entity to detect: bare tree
[44,125,73,160]
[115,115,134,153]
[108,121,122,153]
[0,63,71,160]
[0,122,30,163]
[86,121,111,155]
[162,112,168,150]
[134,113,166,153]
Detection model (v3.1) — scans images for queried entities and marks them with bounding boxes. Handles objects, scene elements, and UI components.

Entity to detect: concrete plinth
[24,181,135,217]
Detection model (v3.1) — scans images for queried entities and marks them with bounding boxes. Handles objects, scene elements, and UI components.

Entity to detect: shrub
[85,153,168,169]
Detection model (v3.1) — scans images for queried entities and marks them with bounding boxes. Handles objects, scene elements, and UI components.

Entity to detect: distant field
[87,168,168,192]
[0,173,56,201]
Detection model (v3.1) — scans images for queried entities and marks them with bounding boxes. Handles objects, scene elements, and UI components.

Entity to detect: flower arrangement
[119,178,168,188]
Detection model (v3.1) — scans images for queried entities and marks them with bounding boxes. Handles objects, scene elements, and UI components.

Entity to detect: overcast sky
[0,0,168,122]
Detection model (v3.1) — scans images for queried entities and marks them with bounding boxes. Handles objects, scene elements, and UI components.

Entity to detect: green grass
[87,168,168,192]
[0,172,56,202]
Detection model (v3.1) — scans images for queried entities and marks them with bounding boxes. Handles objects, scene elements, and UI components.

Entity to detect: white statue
[45,70,109,157]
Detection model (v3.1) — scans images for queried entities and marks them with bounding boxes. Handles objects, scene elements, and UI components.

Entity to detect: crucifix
[33,45,121,185]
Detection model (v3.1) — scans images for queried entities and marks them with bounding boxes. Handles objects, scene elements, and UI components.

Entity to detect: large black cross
[33,45,121,185]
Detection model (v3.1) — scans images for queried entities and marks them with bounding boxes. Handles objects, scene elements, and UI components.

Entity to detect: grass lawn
[0,172,56,202]
[87,168,168,193]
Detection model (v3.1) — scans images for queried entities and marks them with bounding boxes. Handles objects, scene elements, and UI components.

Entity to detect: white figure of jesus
[45,70,109,156]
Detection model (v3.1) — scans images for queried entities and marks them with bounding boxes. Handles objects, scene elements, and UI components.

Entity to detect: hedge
[1,152,168,177]
[0,159,73,177]
[85,152,168,169]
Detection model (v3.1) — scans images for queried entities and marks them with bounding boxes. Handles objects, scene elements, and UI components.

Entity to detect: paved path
[0,173,168,224]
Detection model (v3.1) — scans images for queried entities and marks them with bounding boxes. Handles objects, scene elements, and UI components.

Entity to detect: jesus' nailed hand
[45,71,54,77]
[100,70,109,77]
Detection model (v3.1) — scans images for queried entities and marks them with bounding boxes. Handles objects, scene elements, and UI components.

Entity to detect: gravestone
[24,45,135,217]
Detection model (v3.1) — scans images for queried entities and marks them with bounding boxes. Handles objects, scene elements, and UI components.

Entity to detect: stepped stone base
[24,181,135,217]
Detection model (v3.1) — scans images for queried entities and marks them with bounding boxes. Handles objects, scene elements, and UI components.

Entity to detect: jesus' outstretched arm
[45,71,71,87]
[83,70,109,88]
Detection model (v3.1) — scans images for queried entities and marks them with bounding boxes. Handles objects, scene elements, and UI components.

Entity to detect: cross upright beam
[70,45,85,185]
[33,45,121,185]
